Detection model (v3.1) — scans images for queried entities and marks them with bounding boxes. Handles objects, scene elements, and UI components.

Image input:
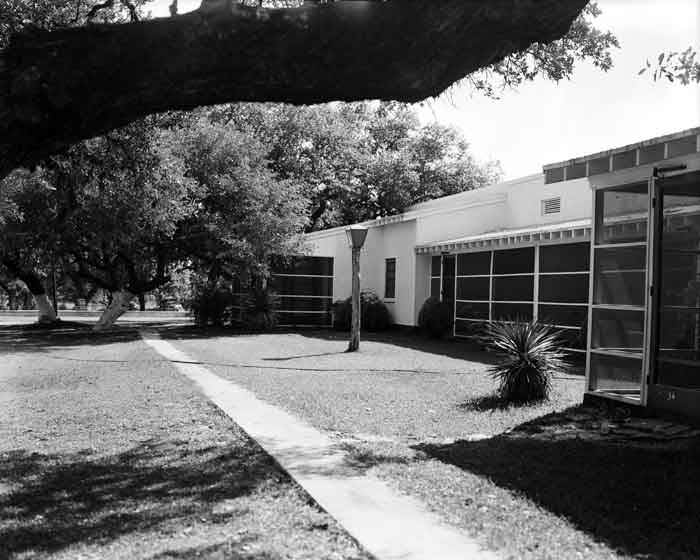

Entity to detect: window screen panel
[277,297,333,312]
[455,319,488,337]
[457,251,491,276]
[538,304,588,328]
[594,183,648,245]
[593,246,646,306]
[493,303,533,322]
[431,256,442,276]
[456,277,490,301]
[552,327,587,350]
[591,308,645,354]
[492,275,534,302]
[539,274,590,304]
[493,247,535,274]
[271,256,334,276]
[270,276,333,297]
[456,301,489,320]
[589,353,643,393]
[539,243,590,273]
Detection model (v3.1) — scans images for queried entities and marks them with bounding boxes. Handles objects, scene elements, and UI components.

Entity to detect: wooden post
[348,246,361,352]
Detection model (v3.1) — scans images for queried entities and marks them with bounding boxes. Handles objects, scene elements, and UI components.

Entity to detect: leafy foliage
[216,101,502,231]
[172,116,309,283]
[243,287,280,331]
[0,0,150,49]
[417,297,453,338]
[462,2,618,97]
[190,281,237,327]
[640,47,700,85]
[332,291,392,332]
[483,321,569,404]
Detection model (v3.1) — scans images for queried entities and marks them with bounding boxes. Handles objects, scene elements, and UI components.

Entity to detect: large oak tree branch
[0,0,587,178]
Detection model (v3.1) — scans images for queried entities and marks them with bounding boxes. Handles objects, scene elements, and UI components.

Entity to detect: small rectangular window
[545,167,564,184]
[638,143,665,165]
[588,155,611,176]
[612,149,637,171]
[385,258,396,299]
[667,135,697,158]
[431,256,442,276]
[565,162,587,180]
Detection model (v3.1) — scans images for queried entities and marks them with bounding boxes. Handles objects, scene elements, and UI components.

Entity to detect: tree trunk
[0,0,588,178]
[138,293,146,312]
[34,293,58,323]
[7,266,58,323]
[93,290,134,331]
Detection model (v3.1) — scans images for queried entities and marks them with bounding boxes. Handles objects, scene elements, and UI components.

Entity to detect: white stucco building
[300,126,700,420]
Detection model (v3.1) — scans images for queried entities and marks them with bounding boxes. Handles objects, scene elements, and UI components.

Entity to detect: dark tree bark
[0,0,587,179]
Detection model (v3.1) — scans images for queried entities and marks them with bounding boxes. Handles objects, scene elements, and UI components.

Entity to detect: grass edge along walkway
[140,330,499,560]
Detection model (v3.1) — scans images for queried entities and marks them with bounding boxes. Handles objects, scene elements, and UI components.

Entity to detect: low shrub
[361,291,393,331]
[190,284,236,327]
[332,298,352,331]
[483,320,568,404]
[417,297,452,338]
[243,287,279,331]
[332,291,392,331]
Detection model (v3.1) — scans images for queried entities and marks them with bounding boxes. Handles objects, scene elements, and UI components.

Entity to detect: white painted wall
[306,220,419,325]
[380,220,417,326]
[305,172,595,326]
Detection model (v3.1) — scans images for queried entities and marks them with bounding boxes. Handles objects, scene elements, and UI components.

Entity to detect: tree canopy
[0,100,502,325]
[217,101,502,230]
[0,0,614,179]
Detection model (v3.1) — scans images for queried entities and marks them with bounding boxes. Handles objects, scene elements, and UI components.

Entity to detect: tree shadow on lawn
[415,406,700,560]
[299,329,503,365]
[0,439,282,558]
[458,393,512,411]
[0,323,143,356]
[157,326,501,369]
[148,541,275,559]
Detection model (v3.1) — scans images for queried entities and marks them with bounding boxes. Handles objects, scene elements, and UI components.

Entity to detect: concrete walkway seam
[141,330,499,560]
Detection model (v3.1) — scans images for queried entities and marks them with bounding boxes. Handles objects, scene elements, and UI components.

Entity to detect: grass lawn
[0,325,371,560]
[164,327,700,560]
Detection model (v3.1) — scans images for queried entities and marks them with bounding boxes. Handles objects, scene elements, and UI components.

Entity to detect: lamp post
[346,225,368,352]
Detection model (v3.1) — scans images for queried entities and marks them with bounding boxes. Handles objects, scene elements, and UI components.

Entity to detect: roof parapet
[543,127,700,184]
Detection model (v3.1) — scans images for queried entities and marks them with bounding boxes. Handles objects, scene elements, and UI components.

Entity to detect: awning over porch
[415,218,592,255]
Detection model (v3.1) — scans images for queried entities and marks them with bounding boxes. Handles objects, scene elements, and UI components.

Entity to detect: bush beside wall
[417,297,452,338]
[332,291,393,331]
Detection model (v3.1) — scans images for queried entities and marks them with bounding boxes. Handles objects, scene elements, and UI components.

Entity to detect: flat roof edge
[543,126,700,170]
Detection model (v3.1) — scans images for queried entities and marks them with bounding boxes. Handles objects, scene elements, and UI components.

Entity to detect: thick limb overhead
[0,0,587,178]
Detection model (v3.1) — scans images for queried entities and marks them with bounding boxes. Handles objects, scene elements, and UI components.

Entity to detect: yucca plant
[483,320,568,404]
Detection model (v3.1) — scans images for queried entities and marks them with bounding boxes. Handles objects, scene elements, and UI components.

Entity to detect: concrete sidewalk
[142,330,498,560]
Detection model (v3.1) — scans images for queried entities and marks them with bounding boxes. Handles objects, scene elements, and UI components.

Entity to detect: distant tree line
[0,102,500,328]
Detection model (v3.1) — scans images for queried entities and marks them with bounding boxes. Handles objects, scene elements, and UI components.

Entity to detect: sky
[148,0,700,180]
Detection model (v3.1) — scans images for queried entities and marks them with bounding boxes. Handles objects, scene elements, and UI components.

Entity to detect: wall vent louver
[542,197,561,215]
